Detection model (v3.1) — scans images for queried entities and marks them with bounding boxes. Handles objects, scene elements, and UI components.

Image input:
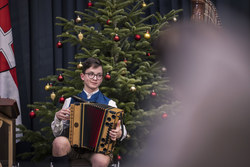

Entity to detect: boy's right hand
[55,108,71,120]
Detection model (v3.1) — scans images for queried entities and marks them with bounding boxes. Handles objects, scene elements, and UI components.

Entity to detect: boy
[51,57,127,167]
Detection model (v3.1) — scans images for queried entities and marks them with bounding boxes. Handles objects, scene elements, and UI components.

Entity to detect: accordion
[69,102,123,155]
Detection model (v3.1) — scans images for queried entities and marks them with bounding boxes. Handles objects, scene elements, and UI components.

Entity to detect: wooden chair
[0,98,20,167]
[71,159,91,167]
[191,0,222,27]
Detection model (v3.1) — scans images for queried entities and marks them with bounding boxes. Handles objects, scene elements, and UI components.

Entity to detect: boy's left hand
[109,120,122,141]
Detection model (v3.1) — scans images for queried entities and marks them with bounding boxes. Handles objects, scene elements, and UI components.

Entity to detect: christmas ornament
[134,34,141,41]
[113,34,120,42]
[151,90,157,97]
[57,74,64,82]
[142,1,147,7]
[56,41,62,48]
[146,52,151,56]
[29,110,36,119]
[173,17,177,22]
[78,32,83,41]
[105,73,111,80]
[130,86,136,91]
[77,62,83,69]
[49,83,53,87]
[124,58,127,63]
[51,92,56,101]
[144,31,151,39]
[35,108,39,112]
[161,67,167,72]
[59,96,65,103]
[75,16,81,23]
[162,112,168,119]
[117,155,122,161]
[106,19,111,25]
[45,83,50,91]
[87,1,93,7]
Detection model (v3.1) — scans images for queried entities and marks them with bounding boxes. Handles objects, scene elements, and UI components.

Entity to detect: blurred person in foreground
[126,23,250,167]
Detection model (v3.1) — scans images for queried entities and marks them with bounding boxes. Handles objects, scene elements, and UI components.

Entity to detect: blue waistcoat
[70,90,111,105]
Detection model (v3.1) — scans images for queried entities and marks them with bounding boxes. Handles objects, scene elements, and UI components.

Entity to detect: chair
[191,0,222,27]
[71,159,91,167]
[0,98,20,167]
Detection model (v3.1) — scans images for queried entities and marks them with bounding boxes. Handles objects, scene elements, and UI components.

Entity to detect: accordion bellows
[69,102,123,155]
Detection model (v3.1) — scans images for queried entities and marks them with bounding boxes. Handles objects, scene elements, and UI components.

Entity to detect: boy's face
[80,66,103,92]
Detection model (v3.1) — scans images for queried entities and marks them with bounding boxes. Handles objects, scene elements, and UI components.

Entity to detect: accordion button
[105,122,110,126]
[112,115,116,119]
[74,122,79,127]
[107,117,111,121]
[101,138,106,142]
[101,144,105,147]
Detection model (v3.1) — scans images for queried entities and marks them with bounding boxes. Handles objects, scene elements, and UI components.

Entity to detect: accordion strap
[72,95,87,103]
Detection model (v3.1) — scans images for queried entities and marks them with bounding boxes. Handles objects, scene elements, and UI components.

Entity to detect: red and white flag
[0,0,22,136]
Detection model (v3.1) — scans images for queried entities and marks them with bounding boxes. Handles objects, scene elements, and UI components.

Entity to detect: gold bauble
[77,62,83,69]
[75,16,82,23]
[144,31,151,39]
[78,32,83,41]
[50,92,56,101]
[45,83,50,91]
[130,86,136,91]
[142,2,147,7]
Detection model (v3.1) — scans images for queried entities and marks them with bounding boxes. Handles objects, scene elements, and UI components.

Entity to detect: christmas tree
[17,0,181,162]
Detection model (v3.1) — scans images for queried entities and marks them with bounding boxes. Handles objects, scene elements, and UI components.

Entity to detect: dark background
[8,0,250,157]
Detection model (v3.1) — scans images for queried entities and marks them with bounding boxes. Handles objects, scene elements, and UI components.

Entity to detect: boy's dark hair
[82,57,103,73]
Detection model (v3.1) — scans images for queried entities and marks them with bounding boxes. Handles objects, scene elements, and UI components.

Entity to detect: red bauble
[134,34,141,41]
[29,110,36,119]
[162,112,168,119]
[105,73,111,80]
[113,34,120,42]
[56,41,62,48]
[151,90,157,97]
[107,19,111,25]
[87,1,93,7]
[59,96,65,103]
[146,52,151,56]
[35,108,39,111]
[57,74,64,82]
[49,83,53,87]
[117,155,122,160]
[124,58,127,63]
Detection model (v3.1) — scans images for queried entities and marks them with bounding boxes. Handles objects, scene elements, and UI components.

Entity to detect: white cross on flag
[0,0,22,136]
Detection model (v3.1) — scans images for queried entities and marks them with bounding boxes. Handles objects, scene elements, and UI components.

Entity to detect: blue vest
[70,90,111,105]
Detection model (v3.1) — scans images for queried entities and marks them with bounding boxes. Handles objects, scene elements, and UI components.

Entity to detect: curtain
[9,0,191,130]
[9,0,250,129]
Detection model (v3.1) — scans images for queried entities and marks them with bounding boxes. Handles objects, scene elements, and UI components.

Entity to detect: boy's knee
[52,136,71,156]
[91,153,110,167]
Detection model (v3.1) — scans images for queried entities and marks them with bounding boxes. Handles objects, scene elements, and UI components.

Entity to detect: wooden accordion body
[69,102,123,155]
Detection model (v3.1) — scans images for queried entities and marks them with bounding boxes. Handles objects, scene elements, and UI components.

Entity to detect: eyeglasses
[85,72,103,80]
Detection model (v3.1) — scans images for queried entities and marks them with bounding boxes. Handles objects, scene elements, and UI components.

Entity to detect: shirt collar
[83,89,99,99]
